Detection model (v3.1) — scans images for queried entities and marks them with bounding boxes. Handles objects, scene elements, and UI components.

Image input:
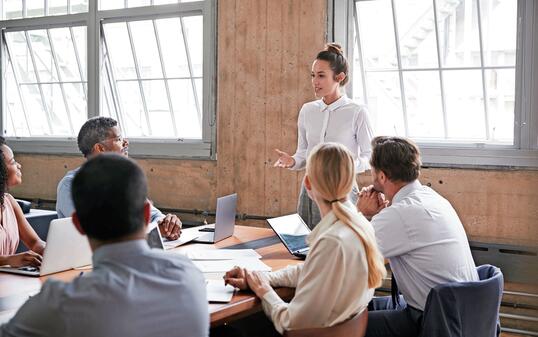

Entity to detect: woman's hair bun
[325,43,344,56]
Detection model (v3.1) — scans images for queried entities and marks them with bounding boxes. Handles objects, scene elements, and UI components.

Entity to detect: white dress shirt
[291,95,374,172]
[371,180,479,311]
[261,202,375,334]
[0,240,209,337]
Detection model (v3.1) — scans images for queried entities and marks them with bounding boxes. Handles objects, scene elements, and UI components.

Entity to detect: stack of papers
[192,258,271,273]
[206,280,235,303]
[185,248,272,303]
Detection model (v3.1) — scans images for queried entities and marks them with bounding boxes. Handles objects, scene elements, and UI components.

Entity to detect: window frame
[329,0,538,168]
[0,1,217,159]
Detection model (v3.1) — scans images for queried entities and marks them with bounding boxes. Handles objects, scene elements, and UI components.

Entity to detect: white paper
[162,226,206,249]
[186,249,261,260]
[193,259,272,273]
[206,279,235,303]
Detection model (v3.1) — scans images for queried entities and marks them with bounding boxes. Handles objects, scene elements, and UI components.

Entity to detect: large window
[332,0,538,167]
[1,0,216,158]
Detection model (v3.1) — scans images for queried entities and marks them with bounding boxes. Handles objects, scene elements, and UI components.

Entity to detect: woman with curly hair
[0,137,45,267]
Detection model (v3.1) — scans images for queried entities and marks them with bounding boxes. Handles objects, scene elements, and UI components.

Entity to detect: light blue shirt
[56,167,164,222]
[371,180,479,311]
[0,240,209,337]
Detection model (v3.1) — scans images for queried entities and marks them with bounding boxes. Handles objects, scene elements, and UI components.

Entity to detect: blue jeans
[366,296,423,337]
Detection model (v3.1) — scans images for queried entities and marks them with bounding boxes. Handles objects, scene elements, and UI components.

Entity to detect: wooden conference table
[0,226,301,327]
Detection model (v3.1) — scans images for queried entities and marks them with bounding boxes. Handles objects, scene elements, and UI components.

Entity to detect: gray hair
[77,117,118,157]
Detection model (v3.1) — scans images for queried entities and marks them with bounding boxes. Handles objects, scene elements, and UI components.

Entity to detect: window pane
[127,0,150,7]
[129,20,163,79]
[485,69,515,143]
[156,17,191,78]
[64,83,87,132]
[479,0,517,67]
[48,0,67,15]
[99,0,125,10]
[49,28,81,81]
[437,0,481,68]
[182,16,203,77]
[2,0,22,19]
[403,71,444,138]
[42,84,71,135]
[26,0,45,18]
[154,0,179,4]
[394,0,439,69]
[72,26,87,81]
[103,22,137,80]
[356,0,398,70]
[70,0,89,14]
[351,36,366,105]
[169,79,201,138]
[28,30,59,82]
[142,80,175,137]
[4,65,29,137]
[365,71,406,136]
[5,31,37,83]
[20,85,51,135]
[443,70,486,140]
[117,81,149,136]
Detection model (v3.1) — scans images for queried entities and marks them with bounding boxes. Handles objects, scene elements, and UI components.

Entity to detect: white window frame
[0,1,217,159]
[330,0,538,168]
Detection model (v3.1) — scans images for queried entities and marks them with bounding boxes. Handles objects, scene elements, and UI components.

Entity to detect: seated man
[56,116,181,240]
[1,154,209,337]
[357,136,478,337]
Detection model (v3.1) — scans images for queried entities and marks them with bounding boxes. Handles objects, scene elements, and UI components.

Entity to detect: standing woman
[0,137,45,267]
[274,43,374,229]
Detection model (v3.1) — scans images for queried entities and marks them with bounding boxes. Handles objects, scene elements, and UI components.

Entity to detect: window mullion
[432,0,448,139]
[24,30,54,134]
[179,16,202,127]
[46,29,75,134]
[476,0,491,141]
[390,0,409,137]
[152,19,178,136]
[353,0,368,106]
[125,21,152,135]
[87,0,99,119]
[3,35,33,135]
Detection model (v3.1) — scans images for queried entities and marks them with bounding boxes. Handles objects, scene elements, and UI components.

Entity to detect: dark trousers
[366,296,423,337]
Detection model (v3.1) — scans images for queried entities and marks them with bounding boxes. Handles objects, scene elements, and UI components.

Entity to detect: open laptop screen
[267,214,310,252]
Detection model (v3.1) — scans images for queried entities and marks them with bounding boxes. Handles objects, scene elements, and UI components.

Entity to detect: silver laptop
[267,213,311,259]
[146,224,165,249]
[0,217,92,277]
[194,193,237,243]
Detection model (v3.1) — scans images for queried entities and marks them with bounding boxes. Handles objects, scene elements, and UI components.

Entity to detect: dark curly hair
[0,137,9,209]
[77,117,118,157]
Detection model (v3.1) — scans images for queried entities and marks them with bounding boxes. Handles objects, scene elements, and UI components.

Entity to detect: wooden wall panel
[8,0,537,246]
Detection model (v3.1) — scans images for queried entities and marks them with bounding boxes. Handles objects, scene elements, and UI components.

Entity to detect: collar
[392,180,423,204]
[306,200,356,245]
[92,239,150,266]
[319,94,350,112]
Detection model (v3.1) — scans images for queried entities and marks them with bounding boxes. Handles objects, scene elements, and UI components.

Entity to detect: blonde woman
[225,143,386,334]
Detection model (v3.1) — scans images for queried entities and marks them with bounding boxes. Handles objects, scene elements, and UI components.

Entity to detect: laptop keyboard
[18,266,39,272]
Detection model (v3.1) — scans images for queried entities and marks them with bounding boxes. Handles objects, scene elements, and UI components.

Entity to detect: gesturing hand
[273,149,295,168]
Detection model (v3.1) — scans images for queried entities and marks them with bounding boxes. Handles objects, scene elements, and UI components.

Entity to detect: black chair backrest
[419,264,503,337]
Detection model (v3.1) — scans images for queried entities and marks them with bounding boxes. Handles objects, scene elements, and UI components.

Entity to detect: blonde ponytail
[307,143,386,289]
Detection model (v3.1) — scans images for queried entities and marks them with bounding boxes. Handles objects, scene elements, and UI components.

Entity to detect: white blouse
[291,95,374,173]
[261,202,375,334]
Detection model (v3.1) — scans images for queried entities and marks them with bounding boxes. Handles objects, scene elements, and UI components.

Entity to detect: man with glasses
[56,116,182,240]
